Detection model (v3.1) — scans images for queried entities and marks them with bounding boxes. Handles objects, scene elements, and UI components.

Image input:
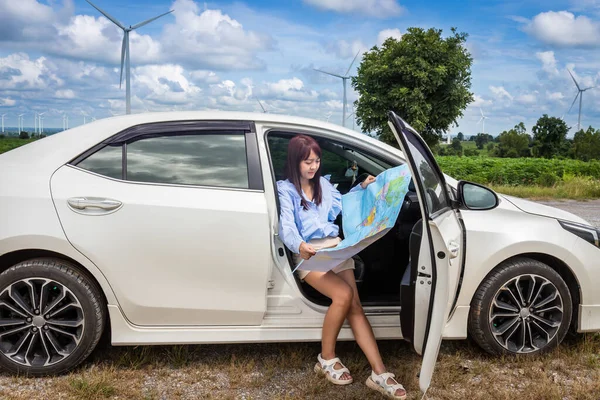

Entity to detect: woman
[277,135,407,399]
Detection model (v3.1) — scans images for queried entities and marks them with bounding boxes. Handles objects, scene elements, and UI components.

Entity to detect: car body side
[0,111,599,346]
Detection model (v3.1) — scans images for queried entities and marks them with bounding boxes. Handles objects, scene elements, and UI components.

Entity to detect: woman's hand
[361,175,376,189]
[299,242,316,260]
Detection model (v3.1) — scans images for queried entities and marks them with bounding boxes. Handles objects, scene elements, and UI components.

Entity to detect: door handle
[447,241,459,259]
[67,197,122,211]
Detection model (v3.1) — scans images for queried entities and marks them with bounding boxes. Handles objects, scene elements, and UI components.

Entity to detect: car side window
[76,132,249,189]
[126,133,249,188]
[76,145,123,180]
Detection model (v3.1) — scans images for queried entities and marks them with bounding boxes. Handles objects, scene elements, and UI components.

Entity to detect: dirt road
[539,199,600,227]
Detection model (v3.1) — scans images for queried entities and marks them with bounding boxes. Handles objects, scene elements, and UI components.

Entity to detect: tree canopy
[352,27,474,148]
[573,126,600,161]
[495,123,531,158]
[532,115,569,158]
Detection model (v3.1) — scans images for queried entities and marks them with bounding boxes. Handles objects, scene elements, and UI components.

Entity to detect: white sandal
[366,371,407,399]
[313,353,353,385]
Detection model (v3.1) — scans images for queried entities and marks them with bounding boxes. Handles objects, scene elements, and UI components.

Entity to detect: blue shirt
[277,177,363,254]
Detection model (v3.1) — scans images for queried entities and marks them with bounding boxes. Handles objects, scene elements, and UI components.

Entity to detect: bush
[19,131,29,139]
[436,156,600,186]
[536,172,559,187]
[463,148,479,157]
[0,134,5,139]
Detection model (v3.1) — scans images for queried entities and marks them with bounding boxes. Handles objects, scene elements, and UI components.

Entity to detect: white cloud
[547,91,565,101]
[377,28,403,46]
[259,77,319,102]
[472,95,493,107]
[0,53,62,90]
[133,64,202,105]
[524,11,600,47]
[0,98,16,107]
[161,0,273,70]
[489,86,514,101]
[536,51,559,76]
[516,93,537,104]
[54,89,76,99]
[189,70,220,84]
[303,0,405,18]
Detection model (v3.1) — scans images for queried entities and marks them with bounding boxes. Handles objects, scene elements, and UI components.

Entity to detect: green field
[0,138,37,154]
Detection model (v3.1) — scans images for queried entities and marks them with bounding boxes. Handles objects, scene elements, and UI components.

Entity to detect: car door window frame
[69,120,264,191]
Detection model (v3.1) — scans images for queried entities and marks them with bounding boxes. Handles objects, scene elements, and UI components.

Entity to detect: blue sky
[0,0,599,137]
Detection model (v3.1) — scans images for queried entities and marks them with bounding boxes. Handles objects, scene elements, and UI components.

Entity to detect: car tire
[468,257,572,356]
[0,258,105,375]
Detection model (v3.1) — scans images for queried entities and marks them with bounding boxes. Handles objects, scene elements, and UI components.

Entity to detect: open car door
[388,112,465,394]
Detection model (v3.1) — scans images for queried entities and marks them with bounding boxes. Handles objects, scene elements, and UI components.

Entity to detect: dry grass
[491,176,600,200]
[0,333,599,399]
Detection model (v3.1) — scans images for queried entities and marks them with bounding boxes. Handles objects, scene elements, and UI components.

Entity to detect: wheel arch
[0,248,116,308]
[471,253,581,331]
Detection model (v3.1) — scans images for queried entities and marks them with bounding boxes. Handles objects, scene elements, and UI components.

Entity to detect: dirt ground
[539,199,600,227]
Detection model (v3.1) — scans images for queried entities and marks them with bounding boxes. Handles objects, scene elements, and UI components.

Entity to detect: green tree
[474,133,493,149]
[573,126,600,161]
[451,137,463,155]
[495,124,531,158]
[456,132,464,141]
[352,27,474,148]
[532,115,569,158]
[19,131,29,139]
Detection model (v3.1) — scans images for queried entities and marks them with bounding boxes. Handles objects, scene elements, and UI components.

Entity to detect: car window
[402,128,450,216]
[76,144,123,180]
[126,133,249,189]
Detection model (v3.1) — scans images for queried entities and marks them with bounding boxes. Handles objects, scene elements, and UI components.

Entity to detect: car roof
[0,111,401,170]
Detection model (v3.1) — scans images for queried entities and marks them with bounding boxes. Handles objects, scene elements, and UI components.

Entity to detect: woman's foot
[314,354,353,385]
[366,371,407,399]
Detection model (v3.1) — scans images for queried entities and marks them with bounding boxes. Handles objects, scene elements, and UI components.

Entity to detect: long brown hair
[284,135,322,210]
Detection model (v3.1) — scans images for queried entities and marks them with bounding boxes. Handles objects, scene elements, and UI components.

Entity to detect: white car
[1,111,599,393]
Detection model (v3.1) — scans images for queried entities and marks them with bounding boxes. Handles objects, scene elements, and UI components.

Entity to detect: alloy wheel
[489,274,563,354]
[0,278,85,367]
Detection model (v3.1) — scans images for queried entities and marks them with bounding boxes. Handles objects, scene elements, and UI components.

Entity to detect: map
[294,164,412,273]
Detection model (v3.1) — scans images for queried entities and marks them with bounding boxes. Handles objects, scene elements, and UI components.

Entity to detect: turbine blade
[567,92,580,115]
[130,10,174,30]
[313,69,344,79]
[257,99,266,113]
[480,108,484,117]
[345,50,360,76]
[119,35,126,88]
[85,0,125,30]
[567,69,581,91]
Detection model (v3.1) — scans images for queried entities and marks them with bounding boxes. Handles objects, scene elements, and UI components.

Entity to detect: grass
[0,336,599,399]
[491,176,600,200]
[0,138,37,154]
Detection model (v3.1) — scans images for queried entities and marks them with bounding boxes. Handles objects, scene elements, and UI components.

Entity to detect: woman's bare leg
[337,269,406,397]
[303,270,354,381]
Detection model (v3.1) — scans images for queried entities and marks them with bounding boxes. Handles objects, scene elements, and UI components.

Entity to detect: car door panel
[388,112,464,394]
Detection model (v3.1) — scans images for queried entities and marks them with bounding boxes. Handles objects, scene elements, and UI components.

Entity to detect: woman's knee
[332,284,354,308]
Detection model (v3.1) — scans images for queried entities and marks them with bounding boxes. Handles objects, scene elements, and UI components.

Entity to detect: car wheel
[468,257,572,355]
[0,258,105,375]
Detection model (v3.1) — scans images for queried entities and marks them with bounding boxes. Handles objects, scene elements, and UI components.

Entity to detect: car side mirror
[457,181,499,210]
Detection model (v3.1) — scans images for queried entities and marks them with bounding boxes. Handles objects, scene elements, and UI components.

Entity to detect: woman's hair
[284,134,322,210]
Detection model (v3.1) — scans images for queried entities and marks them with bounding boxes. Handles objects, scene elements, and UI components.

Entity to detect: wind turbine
[18,114,24,133]
[478,108,489,134]
[325,111,333,122]
[1,114,6,133]
[86,0,173,115]
[257,99,268,113]
[34,112,38,135]
[345,105,356,130]
[314,50,360,126]
[567,69,595,132]
[38,112,46,135]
